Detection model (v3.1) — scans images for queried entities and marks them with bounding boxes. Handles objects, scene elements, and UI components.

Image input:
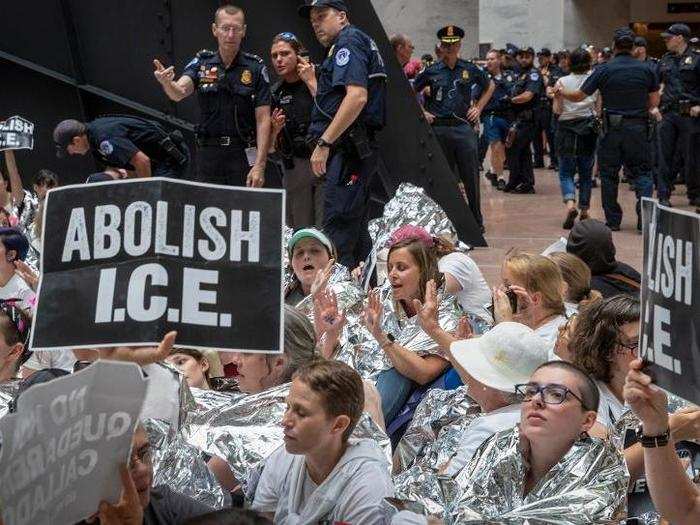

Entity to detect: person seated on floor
[251,359,394,524]
[165,348,225,390]
[624,358,700,525]
[547,251,601,315]
[0,300,30,383]
[494,251,568,352]
[442,321,550,474]
[284,228,337,306]
[568,294,700,482]
[566,218,641,298]
[448,360,627,524]
[84,424,213,525]
[362,226,458,425]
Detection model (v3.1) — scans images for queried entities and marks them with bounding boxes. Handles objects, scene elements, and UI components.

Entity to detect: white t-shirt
[23,349,76,373]
[252,439,393,524]
[0,274,34,311]
[438,252,493,324]
[535,314,568,350]
[596,381,626,429]
[557,73,599,121]
[445,403,522,477]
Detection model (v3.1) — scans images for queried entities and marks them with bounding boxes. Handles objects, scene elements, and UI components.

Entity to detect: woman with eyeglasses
[269,32,322,229]
[448,360,627,524]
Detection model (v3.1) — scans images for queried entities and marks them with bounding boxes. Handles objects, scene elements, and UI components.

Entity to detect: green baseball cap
[288,228,334,254]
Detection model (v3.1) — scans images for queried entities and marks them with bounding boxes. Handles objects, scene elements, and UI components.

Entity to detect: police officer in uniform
[558,28,660,231]
[658,24,700,207]
[482,49,516,191]
[53,116,190,178]
[152,5,271,187]
[534,48,559,169]
[504,46,544,194]
[414,25,494,231]
[298,0,387,269]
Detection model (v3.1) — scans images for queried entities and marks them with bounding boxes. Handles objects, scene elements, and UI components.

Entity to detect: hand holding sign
[98,330,177,366]
[624,358,670,435]
[97,464,144,525]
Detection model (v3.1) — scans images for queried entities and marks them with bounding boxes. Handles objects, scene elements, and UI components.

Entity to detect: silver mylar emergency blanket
[181,382,391,494]
[335,279,462,381]
[367,183,464,251]
[448,426,628,524]
[391,387,482,517]
[0,379,19,420]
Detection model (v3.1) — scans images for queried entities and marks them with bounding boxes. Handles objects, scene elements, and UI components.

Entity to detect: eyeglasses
[617,338,639,354]
[129,444,152,467]
[515,382,586,408]
[216,24,244,34]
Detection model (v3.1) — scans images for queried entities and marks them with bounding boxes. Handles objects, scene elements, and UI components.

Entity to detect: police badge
[462,70,469,80]
[241,69,252,85]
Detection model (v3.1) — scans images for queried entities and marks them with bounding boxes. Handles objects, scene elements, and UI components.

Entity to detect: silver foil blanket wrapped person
[335,279,462,381]
[391,387,482,517]
[448,426,628,524]
[181,382,391,496]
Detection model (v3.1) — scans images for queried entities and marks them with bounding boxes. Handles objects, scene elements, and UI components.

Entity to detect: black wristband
[636,425,671,448]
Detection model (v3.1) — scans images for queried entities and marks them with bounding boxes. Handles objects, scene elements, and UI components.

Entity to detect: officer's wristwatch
[317,137,333,148]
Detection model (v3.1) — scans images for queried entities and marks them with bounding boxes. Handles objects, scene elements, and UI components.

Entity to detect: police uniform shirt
[659,47,700,107]
[86,117,169,169]
[272,79,314,157]
[483,70,516,114]
[308,25,387,139]
[510,66,544,112]
[580,53,659,117]
[414,59,490,119]
[182,50,271,139]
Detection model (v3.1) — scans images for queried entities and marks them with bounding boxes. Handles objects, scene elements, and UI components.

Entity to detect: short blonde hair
[504,252,565,314]
[548,252,601,304]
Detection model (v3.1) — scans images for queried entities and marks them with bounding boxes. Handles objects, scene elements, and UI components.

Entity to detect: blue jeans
[558,155,594,209]
[376,367,415,425]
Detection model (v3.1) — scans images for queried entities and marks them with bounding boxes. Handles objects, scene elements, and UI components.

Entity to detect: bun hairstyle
[387,225,454,301]
[548,252,602,305]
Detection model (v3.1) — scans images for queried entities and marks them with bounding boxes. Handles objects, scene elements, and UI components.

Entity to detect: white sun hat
[450,322,551,393]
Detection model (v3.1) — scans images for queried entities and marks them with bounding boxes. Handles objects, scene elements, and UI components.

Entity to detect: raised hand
[271,108,286,134]
[310,258,334,297]
[361,290,384,341]
[413,279,439,334]
[623,358,669,435]
[98,331,177,366]
[313,288,346,338]
[153,59,175,85]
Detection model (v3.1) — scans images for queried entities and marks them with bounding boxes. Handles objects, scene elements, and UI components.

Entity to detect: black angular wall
[0,0,485,246]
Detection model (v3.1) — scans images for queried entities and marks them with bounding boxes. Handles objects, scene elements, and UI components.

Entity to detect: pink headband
[388,225,434,248]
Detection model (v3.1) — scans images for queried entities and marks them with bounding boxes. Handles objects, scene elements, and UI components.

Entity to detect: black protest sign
[0,116,34,151]
[0,361,147,525]
[30,178,284,353]
[640,198,700,405]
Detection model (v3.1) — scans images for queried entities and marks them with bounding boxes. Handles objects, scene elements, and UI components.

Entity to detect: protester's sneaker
[485,171,498,187]
[496,179,507,191]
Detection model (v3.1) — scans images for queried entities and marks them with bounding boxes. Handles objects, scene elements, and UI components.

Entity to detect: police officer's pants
[598,122,654,228]
[657,112,689,200]
[322,144,376,269]
[533,107,555,167]
[433,124,483,227]
[505,120,535,190]
[196,144,250,186]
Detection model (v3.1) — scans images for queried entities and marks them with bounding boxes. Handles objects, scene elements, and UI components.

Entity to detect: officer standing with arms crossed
[558,28,660,232]
[298,0,387,269]
[152,4,271,187]
[504,47,544,194]
[657,24,700,208]
[52,116,189,178]
[413,25,494,232]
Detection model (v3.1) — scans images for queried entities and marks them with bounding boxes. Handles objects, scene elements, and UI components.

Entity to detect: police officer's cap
[505,43,519,56]
[298,0,348,19]
[661,23,691,39]
[437,25,465,44]
[53,119,85,158]
[613,27,636,45]
[633,36,648,48]
[537,48,552,57]
[517,46,535,56]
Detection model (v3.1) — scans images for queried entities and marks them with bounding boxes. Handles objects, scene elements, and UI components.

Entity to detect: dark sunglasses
[276,32,300,43]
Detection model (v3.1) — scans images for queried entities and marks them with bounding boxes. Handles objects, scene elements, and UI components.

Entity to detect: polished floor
[469,160,696,286]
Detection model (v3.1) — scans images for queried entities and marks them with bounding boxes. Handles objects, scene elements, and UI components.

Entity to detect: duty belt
[432,117,466,127]
[195,135,243,147]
